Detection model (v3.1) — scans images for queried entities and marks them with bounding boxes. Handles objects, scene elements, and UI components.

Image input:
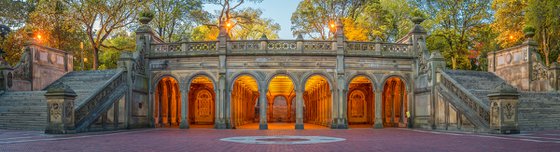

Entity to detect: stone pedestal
[45,83,77,134]
[488,83,520,134]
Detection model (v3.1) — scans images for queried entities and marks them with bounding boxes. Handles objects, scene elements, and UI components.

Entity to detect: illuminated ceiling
[304,76,329,92]
[350,76,371,84]
[191,76,214,89]
[268,75,294,96]
[234,75,258,92]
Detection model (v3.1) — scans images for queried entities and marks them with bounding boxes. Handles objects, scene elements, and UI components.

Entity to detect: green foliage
[524,0,560,65]
[140,10,154,19]
[523,26,535,34]
[149,0,209,42]
[98,31,135,70]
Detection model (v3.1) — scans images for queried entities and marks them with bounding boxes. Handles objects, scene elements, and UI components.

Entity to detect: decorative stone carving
[45,82,77,134]
[488,82,519,134]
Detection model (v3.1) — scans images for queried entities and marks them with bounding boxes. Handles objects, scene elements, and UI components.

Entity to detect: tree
[525,0,560,65]
[418,0,493,70]
[69,0,144,70]
[291,0,368,40]
[195,0,280,40]
[150,0,209,42]
[491,0,526,48]
[99,30,135,69]
[0,0,35,29]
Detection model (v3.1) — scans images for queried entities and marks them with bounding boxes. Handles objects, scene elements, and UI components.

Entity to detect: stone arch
[152,72,182,92]
[346,72,379,91]
[264,71,300,91]
[229,72,261,129]
[380,73,409,128]
[152,75,182,128]
[228,71,263,92]
[184,71,218,91]
[380,73,410,92]
[299,71,335,92]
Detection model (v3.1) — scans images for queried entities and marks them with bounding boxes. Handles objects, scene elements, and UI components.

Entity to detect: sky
[203,0,302,39]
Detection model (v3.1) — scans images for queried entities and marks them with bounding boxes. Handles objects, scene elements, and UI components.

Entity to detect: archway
[188,76,216,128]
[154,76,181,128]
[230,75,259,129]
[347,76,375,128]
[382,77,408,128]
[303,75,332,128]
[267,75,296,129]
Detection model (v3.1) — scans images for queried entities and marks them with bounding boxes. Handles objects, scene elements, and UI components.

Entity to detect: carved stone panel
[348,90,367,123]
[195,90,214,124]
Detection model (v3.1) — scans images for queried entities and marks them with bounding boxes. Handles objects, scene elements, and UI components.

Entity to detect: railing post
[549,62,560,91]
[488,82,520,134]
[45,83,77,134]
[296,34,304,53]
[428,51,445,129]
[181,35,189,52]
[375,37,382,56]
[260,34,268,52]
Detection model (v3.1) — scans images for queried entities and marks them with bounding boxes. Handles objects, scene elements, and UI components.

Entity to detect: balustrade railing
[440,72,490,124]
[74,70,126,127]
[149,40,413,57]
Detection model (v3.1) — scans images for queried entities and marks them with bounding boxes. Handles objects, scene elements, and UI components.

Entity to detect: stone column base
[295,124,304,130]
[259,124,268,130]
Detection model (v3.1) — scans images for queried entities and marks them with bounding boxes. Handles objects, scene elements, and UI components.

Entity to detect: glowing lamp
[509,35,514,40]
[37,34,42,40]
[83,58,88,62]
[226,22,232,28]
[330,23,335,29]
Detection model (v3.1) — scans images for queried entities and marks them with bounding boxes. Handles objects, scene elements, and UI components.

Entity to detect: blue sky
[204,0,302,39]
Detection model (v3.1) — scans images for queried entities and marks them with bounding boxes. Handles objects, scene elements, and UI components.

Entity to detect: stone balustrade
[149,40,414,58]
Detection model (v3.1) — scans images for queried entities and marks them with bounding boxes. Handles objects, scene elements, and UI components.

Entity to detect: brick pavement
[1,127,560,152]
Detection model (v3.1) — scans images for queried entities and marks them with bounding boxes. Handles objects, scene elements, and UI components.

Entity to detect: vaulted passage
[382,77,408,128]
[347,76,375,128]
[303,75,331,127]
[231,75,259,129]
[188,76,215,128]
[154,77,181,128]
[266,75,296,129]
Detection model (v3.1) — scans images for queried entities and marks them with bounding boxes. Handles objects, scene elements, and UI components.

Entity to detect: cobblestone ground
[2,126,560,152]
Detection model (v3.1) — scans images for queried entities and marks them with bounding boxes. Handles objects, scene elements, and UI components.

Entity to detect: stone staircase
[518,92,560,131]
[436,70,509,132]
[0,70,124,131]
[439,70,560,132]
[44,70,121,109]
[0,91,47,130]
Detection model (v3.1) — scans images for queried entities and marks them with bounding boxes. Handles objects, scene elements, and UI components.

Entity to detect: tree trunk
[93,47,99,70]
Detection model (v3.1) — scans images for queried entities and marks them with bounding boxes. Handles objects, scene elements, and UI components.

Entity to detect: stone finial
[375,36,382,43]
[260,34,268,40]
[45,82,77,97]
[296,33,303,41]
[429,50,444,60]
[489,82,519,96]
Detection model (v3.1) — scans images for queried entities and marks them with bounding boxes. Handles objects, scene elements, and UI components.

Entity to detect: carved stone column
[259,86,268,130]
[295,89,304,129]
[488,83,520,134]
[45,83,77,134]
[180,84,189,129]
[335,75,348,129]
[374,89,383,128]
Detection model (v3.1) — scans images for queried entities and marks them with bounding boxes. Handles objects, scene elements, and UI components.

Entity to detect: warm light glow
[509,35,514,40]
[36,34,42,40]
[83,58,88,62]
[226,22,232,27]
[330,23,335,29]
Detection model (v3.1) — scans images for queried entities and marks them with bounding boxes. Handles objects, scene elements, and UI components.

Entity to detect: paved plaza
[1,124,560,152]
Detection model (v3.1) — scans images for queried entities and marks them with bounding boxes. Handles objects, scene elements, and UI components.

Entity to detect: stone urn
[411,17,425,24]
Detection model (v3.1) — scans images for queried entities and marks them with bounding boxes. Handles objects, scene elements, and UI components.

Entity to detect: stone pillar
[259,86,268,130]
[429,51,446,129]
[488,83,520,134]
[180,85,189,129]
[549,62,560,91]
[335,75,348,129]
[374,89,383,128]
[45,83,77,134]
[295,89,304,129]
